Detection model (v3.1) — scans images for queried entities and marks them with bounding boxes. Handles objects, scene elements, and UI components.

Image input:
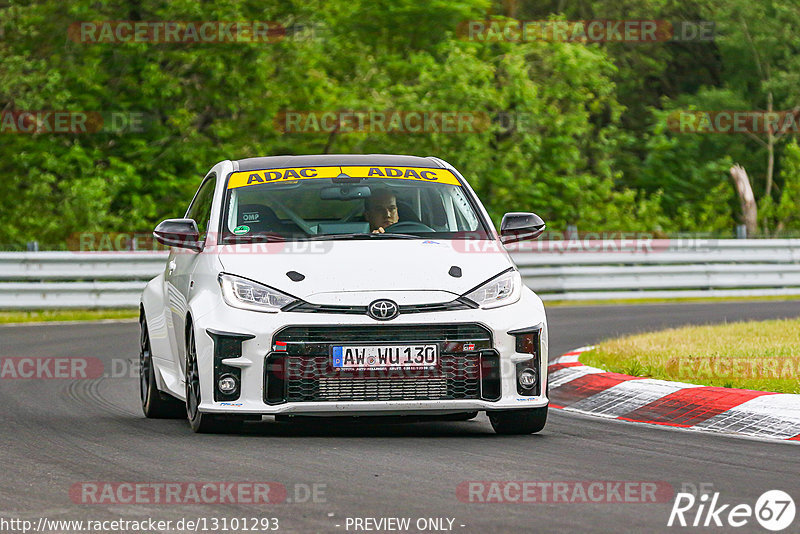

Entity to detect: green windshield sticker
[232,225,250,235]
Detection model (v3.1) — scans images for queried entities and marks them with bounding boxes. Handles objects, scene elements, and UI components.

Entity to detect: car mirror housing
[500,212,546,244]
[153,218,203,251]
[319,185,372,200]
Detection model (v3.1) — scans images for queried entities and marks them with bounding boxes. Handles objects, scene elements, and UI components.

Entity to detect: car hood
[215,239,513,305]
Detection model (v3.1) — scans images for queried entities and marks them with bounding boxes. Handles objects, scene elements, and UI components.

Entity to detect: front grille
[265,324,494,403]
[284,354,480,402]
[318,378,448,400]
[282,299,477,316]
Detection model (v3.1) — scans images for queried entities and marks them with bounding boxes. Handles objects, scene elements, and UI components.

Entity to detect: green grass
[544,295,800,307]
[580,318,800,394]
[0,309,138,324]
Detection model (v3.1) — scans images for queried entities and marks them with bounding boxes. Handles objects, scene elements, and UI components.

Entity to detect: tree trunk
[730,164,757,236]
[765,92,775,199]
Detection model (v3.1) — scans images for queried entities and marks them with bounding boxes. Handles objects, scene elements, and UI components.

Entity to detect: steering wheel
[383,221,435,233]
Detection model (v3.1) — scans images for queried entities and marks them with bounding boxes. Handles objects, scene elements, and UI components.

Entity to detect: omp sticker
[340,166,460,185]
[241,212,260,222]
[227,166,460,189]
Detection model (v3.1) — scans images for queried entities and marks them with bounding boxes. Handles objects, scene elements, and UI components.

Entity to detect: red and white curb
[547,347,800,442]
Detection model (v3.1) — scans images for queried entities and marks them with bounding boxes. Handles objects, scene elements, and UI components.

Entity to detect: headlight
[218,273,298,313]
[462,269,522,309]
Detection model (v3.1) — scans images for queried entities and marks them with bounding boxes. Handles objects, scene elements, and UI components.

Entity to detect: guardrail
[1,239,800,308]
[0,252,165,309]
[512,238,800,301]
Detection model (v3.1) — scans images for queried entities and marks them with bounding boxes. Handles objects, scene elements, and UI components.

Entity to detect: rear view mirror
[153,218,203,251]
[320,185,372,200]
[500,212,546,244]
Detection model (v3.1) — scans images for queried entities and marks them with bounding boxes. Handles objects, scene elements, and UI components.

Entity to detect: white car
[140,154,549,434]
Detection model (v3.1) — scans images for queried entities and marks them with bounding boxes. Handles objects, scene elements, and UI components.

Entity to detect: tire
[185,323,244,434]
[140,315,185,419]
[488,406,548,435]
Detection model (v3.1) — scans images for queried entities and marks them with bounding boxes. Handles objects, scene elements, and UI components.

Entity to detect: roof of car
[233,154,443,171]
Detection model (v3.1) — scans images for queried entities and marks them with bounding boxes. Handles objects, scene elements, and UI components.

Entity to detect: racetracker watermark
[277,111,487,134]
[452,232,715,254]
[69,21,288,43]
[70,482,329,504]
[0,357,155,380]
[665,357,800,380]
[457,481,673,503]
[67,232,333,254]
[0,111,149,134]
[68,232,166,252]
[458,20,714,42]
[0,357,105,380]
[668,110,800,135]
[275,110,542,134]
[278,356,483,381]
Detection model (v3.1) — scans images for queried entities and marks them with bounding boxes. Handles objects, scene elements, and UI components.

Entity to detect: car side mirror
[153,218,203,251]
[500,212,546,244]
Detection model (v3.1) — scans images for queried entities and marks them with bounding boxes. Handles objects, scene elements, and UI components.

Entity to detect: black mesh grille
[284,354,480,402]
[266,324,492,403]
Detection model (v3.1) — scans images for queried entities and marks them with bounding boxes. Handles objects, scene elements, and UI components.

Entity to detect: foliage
[582,317,800,394]
[1,0,798,247]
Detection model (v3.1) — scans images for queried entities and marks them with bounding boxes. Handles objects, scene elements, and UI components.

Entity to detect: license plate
[331,344,439,369]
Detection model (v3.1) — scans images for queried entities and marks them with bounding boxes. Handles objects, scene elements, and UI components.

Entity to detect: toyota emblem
[368,299,399,320]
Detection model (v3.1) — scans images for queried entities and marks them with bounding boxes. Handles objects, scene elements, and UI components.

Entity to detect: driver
[365,188,399,233]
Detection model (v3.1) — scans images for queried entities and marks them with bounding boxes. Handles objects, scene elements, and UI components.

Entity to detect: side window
[186,176,216,242]
[449,188,480,231]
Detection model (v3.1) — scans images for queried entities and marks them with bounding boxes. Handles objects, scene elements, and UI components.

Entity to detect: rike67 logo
[668,489,795,531]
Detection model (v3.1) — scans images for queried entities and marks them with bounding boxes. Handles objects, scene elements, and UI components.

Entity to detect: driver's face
[366,194,398,231]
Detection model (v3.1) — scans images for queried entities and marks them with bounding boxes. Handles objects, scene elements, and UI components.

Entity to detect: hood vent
[286,271,305,282]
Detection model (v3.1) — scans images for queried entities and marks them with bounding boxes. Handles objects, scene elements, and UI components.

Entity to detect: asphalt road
[1,301,798,534]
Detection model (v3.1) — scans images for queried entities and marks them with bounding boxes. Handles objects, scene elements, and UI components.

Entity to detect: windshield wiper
[306,232,421,241]
[224,234,289,243]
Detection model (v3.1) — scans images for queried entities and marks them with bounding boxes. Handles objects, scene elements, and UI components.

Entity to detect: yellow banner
[340,166,460,185]
[227,166,460,189]
[227,167,340,189]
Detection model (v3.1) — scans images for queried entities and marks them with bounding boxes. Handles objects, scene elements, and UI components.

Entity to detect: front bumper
[191,288,549,415]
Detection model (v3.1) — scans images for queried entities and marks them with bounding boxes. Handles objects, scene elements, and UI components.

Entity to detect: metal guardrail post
[736,225,747,239]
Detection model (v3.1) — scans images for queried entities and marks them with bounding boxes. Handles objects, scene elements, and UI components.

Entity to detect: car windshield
[220,165,491,242]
